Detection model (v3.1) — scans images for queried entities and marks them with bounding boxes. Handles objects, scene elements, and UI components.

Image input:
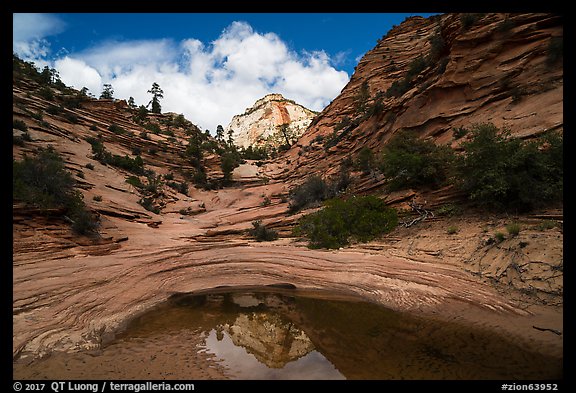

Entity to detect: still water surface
[15,289,562,379]
[112,290,561,379]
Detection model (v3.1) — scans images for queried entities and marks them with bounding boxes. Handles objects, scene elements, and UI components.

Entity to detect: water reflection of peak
[217,312,315,368]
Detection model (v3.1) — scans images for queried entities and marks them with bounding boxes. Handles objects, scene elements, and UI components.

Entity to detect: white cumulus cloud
[13,13,65,63]
[53,57,102,93]
[16,19,350,133]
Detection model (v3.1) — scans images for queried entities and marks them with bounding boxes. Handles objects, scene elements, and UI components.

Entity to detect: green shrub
[429,31,447,62]
[69,203,100,235]
[13,146,99,235]
[261,196,271,206]
[108,123,127,135]
[248,220,278,242]
[143,173,162,193]
[460,13,481,31]
[356,147,375,174]
[385,78,411,98]
[535,220,558,231]
[86,137,145,175]
[144,122,162,133]
[65,113,79,124]
[139,197,160,214]
[126,176,144,188]
[46,105,63,115]
[13,135,25,146]
[89,124,99,131]
[546,36,563,66]
[456,124,562,211]
[13,146,76,208]
[406,55,427,80]
[37,86,54,101]
[191,169,207,186]
[241,145,269,160]
[289,175,330,213]
[295,195,398,249]
[221,150,242,182]
[164,172,174,180]
[506,222,521,236]
[93,195,103,201]
[167,181,188,195]
[355,81,370,113]
[32,111,44,121]
[447,225,459,235]
[453,126,469,139]
[494,232,506,243]
[435,203,462,217]
[13,119,28,131]
[379,131,455,191]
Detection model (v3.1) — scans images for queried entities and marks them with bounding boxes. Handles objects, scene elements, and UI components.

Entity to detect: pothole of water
[14,289,562,380]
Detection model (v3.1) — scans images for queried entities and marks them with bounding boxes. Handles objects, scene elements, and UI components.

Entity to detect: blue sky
[13,13,436,132]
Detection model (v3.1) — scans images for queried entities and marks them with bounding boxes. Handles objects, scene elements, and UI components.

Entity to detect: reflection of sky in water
[204,329,345,380]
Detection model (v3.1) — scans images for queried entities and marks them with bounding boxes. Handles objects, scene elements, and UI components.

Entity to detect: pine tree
[147,82,164,114]
[128,97,136,108]
[100,84,114,99]
[216,125,225,142]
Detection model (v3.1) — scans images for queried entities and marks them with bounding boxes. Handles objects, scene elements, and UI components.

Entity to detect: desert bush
[144,122,162,134]
[65,113,79,124]
[435,203,462,217]
[248,220,278,242]
[546,36,563,66]
[93,195,103,201]
[46,105,63,115]
[241,145,269,160]
[220,150,242,182]
[379,131,455,191]
[447,225,459,235]
[453,126,469,139]
[13,146,99,235]
[535,220,558,231]
[167,181,189,195]
[37,86,54,101]
[406,55,427,80]
[494,232,506,243]
[86,137,145,175]
[126,176,144,188]
[460,13,482,31]
[429,31,447,62]
[295,195,398,249]
[13,119,28,131]
[289,175,330,213]
[139,197,160,214]
[108,123,127,135]
[356,147,375,174]
[506,222,521,236]
[456,124,563,211]
[385,79,411,98]
[261,196,271,206]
